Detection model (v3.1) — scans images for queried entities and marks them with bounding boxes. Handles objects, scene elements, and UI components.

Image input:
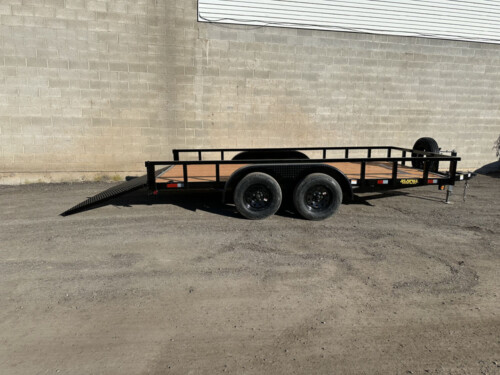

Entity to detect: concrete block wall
[0,0,169,183]
[1,0,499,183]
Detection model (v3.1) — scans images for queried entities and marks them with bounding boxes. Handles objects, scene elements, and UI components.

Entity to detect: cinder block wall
[1,0,499,183]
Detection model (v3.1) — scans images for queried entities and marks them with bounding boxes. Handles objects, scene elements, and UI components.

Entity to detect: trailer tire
[411,137,440,172]
[233,172,282,220]
[293,173,342,221]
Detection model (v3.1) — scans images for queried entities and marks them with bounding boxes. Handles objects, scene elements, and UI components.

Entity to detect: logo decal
[401,179,418,185]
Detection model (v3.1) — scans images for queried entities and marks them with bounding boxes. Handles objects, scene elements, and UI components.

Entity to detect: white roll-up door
[198,0,500,44]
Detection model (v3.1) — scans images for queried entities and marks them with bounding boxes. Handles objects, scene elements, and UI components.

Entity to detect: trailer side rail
[146,152,461,194]
[172,145,445,162]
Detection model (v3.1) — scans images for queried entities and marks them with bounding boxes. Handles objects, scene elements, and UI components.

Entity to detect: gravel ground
[0,174,499,375]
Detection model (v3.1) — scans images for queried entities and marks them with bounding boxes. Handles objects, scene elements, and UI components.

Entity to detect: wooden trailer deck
[156,162,444,184]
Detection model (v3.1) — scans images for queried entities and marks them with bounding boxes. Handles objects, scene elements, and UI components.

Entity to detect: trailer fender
[232,150,309,160]
[223,164,353,204]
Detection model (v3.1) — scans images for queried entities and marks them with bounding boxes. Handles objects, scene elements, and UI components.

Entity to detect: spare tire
[411,137,440,172]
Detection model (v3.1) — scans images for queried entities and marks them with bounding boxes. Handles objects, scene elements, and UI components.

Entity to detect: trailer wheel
[411,137,440,172]
[233,172,282,220]
[293,173,342,221]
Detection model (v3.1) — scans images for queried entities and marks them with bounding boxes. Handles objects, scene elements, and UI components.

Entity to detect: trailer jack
[463,180,469,202]
[445,185,453,204]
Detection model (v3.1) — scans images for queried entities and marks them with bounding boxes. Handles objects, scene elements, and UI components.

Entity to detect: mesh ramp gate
[60,167,170,216]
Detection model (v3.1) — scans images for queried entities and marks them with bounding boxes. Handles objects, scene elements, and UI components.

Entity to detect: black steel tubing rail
[173,146,445,161]
[173,146,394,154]
[391,146,455,155]
[146,154,460,192]
[149,156,460,166]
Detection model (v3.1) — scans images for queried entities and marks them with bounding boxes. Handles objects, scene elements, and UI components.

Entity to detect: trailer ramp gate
[60,167,170,216]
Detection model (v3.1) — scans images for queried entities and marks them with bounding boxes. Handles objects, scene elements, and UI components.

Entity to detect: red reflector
[427,179,433,184]
[153,190,158,195]
[166,183,178,188]
[377,180,384,185]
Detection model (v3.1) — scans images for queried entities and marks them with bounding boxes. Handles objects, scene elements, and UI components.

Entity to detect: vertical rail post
[367,148,372,158]
[198,151,202,161]
[449,151,458,184]
[146,162,156,193]
[392,161,398,186]
[345,148,349,158]
[360,161,366,187]
[423,160,429,182]
[216,163,220,183]
[322,149,326,159]
[173,150,179,161]
[183,164,188,189]
[221,151,224,160]
[402,151,406,166]
[387,148,392,157]
[445,150,458,203]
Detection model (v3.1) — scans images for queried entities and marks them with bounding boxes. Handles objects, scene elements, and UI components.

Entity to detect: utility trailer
[61,137,475,220]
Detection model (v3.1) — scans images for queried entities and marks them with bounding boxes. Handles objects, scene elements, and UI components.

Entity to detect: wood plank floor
[156,162,443,184]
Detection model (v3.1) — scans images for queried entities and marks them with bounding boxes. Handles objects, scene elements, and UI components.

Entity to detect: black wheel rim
[244,184,273,211]
[305,185,332,211]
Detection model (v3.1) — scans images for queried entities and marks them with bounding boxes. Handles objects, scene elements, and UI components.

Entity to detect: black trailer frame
[61,142,475,218]
[145,145,472,195]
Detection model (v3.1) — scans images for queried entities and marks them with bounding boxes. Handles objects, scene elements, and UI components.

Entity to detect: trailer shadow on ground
[475,160,500,177]
[78,188,241,218]
[351,190,446,206]
[72,186,448,218]
[100,188,309,219]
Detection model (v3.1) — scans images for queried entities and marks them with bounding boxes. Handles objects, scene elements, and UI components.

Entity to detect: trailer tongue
[61,138,475,220]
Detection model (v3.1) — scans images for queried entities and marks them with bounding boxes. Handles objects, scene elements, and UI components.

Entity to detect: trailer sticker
[401,179,418,185]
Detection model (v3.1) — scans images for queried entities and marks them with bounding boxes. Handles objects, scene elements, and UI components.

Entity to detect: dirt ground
[0,174,499,375]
